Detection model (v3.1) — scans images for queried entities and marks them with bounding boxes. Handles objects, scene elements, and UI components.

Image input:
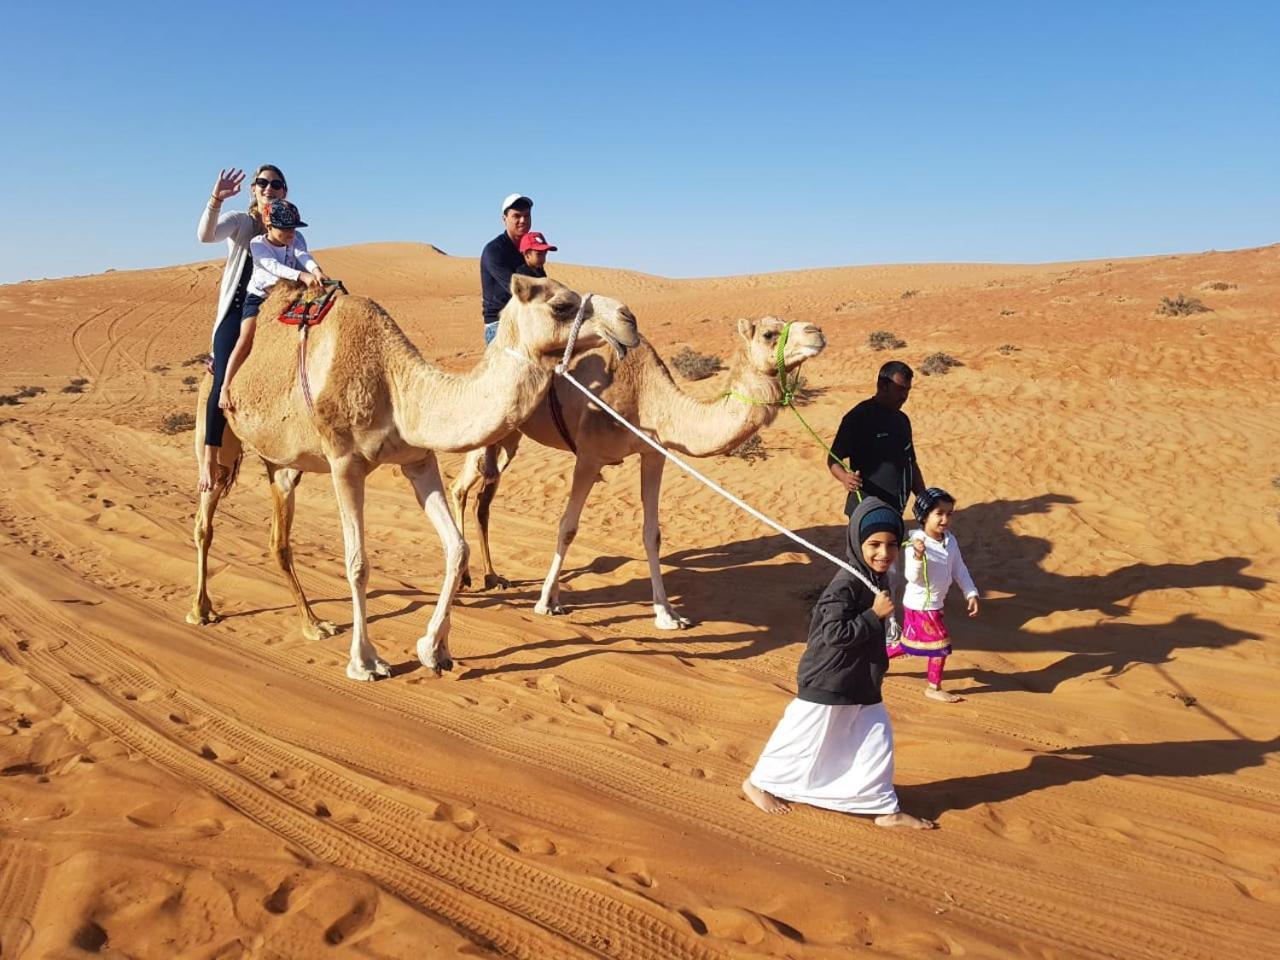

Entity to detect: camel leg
[474,432,522,590]
[534,455,600,617]
[329,456,390,682]
[266,463,339,641]
[404,456,467,674]
[186,433,241,626]
[446,449,481,590]
[640,452,692,629]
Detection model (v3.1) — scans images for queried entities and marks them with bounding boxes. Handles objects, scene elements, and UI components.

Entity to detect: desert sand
[0,241,1277,959]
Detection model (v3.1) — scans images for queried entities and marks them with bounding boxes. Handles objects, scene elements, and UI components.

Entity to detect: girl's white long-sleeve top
[902,530,978,612]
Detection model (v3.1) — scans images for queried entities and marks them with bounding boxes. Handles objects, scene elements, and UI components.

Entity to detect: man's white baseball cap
[501,193,533,214]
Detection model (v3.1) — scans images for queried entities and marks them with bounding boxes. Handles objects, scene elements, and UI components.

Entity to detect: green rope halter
[724,321,863,503]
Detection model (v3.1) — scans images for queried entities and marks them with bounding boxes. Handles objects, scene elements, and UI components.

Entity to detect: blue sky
[2,1,1276,284]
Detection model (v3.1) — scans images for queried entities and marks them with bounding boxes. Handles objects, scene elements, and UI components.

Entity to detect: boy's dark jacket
[796,498,899,706]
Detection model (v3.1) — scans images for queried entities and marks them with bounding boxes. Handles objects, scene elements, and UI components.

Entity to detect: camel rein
[535,300,880,594]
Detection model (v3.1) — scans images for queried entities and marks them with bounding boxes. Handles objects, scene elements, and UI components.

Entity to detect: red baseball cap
[519,231,557,253]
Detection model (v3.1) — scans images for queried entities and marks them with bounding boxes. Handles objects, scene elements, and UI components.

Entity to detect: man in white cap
[480,193,533,346]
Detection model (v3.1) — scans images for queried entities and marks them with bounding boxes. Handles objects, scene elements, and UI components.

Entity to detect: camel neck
[393,344,552,453]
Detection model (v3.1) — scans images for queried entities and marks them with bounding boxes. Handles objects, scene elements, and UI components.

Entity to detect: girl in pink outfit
[889,487,980,703]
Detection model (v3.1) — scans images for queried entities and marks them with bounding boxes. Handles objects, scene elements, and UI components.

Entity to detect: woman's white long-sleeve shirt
[197,201,259,344]
[902,530,978,612]
[247,233,319,297]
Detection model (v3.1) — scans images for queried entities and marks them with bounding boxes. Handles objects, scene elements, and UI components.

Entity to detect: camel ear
[737,317,757,343]
[511,273,544,304]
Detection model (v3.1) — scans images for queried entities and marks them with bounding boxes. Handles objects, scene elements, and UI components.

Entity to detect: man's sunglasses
[253,177,286,190]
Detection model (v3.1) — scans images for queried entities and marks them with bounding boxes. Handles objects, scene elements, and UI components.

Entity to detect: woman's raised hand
[212,168,245,202]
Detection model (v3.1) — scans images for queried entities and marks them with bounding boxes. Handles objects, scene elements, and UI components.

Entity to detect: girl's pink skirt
[899,608,951,656]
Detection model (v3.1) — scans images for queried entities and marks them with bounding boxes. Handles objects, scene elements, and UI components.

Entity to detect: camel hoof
[533,601,567,617]
[461,570,473,590]
[483,573,510,591]
[302,619,340,641]
[186,609,221,626]
[346,659,390,682]
[654,612,694,631]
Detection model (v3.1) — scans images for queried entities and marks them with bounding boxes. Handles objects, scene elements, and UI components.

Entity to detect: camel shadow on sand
[459,493,1267,689]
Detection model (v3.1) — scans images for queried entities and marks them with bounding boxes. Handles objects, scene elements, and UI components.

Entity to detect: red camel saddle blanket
[278,281,347,327]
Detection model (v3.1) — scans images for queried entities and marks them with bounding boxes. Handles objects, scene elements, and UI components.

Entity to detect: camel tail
[224,449,244,493]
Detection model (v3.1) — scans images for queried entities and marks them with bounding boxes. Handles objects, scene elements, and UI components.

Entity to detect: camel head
[499,276,640,363]
[735,316,827,376]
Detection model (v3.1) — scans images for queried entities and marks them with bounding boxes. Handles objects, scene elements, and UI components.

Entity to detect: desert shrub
[182,375,199,392]
[1272,475,1280,490]
[868,330,906,351]
[61,382,85,394]
[999,308,1017,316]
[997,344,1020,355]
[921,352,962,376]
[182,354,209,367]
[670,347,724,381]
[727,435,767,462]
[70,378,89,386]
[900,289,918,300]
[17,385,45,398]
[1156,294,1210,317]
[0,394,19,406]
[1200,281,1235,291]
[159,412,197,434]
[149,364,170,373]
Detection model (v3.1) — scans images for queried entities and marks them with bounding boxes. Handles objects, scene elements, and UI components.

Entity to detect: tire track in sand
[0,597,727,960]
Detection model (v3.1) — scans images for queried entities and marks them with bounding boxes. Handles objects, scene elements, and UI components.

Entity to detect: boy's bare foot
[925,686,963,703]
[198,449,218,493]
[742,778,790,814]
[875,811,936,830]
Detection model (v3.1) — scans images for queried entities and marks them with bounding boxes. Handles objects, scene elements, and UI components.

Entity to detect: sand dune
[1,241,1277,958]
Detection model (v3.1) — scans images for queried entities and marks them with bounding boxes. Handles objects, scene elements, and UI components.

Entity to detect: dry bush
[670,347,724,381]
[999,308,1017,316]
[182,375,200,392]
[921,352,962,376]
[159,412,197,434]
[997,344,1020,355]
[149,364,170,373]
[1156,294,1210,317]
[0,394,19,406]
[726,435,767,462]
[61,379,88,394]
[17,385,45,398]
[900,289,918,300]
[181,354,209,367]
[868,330,906,351]
[1199,281,1235,292]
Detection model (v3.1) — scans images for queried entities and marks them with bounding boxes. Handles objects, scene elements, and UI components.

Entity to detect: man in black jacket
[480,193,533,345]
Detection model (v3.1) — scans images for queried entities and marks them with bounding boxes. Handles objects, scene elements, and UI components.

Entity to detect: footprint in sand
[263,874,305,915]
[498,835,558,856]
[606,856,654,888]
[679,906,767,945]
[324,898,375,946]
[71,919,109,952]
[429,802,480,833]
[198,742,244,765]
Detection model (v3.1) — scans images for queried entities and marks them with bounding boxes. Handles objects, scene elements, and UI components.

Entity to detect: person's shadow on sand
[897,735,1280,819]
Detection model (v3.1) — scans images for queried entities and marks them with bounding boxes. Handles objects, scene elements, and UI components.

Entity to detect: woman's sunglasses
[253,177,286,190]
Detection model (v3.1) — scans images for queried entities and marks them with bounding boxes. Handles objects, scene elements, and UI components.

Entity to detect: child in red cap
[517,231,557,278]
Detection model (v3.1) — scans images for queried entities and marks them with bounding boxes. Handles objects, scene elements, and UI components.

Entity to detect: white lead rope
[546,303,882,597]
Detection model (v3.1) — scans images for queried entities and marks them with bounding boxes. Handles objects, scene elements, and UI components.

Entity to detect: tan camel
[448,317,826,629]
[186,276,639,680]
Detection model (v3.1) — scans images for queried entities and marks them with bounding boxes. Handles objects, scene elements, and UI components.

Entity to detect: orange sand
[0,243,1277,959]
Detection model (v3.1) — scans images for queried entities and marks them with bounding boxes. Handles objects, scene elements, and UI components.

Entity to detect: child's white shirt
[902,530,978,612]
[247,233,319,298]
